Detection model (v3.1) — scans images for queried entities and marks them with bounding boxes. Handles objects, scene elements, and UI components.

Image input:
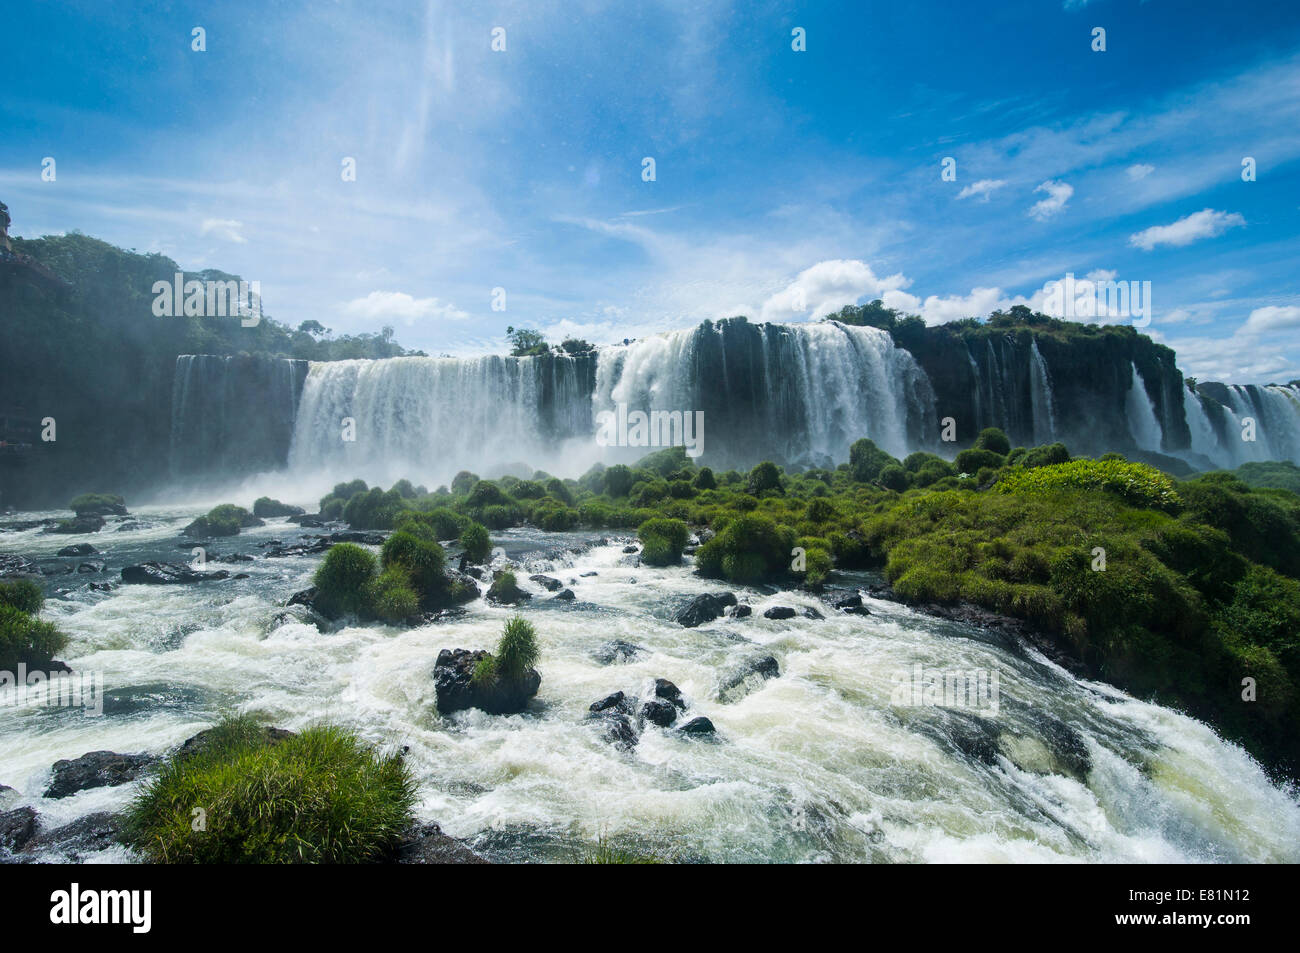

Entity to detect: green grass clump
[0,604,69,671]
[495,615,540,681]
[460,522,492,563]
[69,492,125,516]
[695,513,796,584]
[312,543,378,617]
[575,835,666,864]
[368,567,420,622]
[996,458,1181,510]
[637,517,690,566]
[380,531,447,606]
[486,570,527,604]
[0,578,44,615]
[123,715,417,863]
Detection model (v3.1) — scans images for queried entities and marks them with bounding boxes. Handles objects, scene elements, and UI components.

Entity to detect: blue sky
[3,0,1300,381]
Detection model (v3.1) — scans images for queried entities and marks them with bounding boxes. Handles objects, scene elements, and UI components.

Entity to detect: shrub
[0,578,44,615]
[805,498,835,523]
[460,523,492,563]
[849,438,897,483]
[69,493,126,516]
[746,461,784,495]
[1021,442,1071,468]
[954,448,1005,475]
[693,467,717,491]
[604,465,635,498]
[974,427,1012,456]
[451,471,479,495]
[253,497,304,518]
[495,615,540,682]
[313,543,378,617]
[0,604,69,671]
[123,716,416,863]
[320,497,345,520]
[344,487,403,529]
[997,459,1181,511]
[694,513,795,584]
[380,532,446,604]
[369,567,419,622]
[486,571,527,604]
[878,464,909,491]
[637,518,690,566]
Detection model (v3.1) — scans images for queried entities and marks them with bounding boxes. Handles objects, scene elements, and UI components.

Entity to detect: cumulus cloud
[342,290,470,325]
[1241,304,1300,335]
[1126,163,1155,180]
[760,259,909,321]
[200,218,247,243]
[1129,208,1245,250]
[956,179,1006,201]
[1027,180,1073,220]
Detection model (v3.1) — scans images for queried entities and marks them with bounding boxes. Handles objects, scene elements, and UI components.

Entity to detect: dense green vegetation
[309,432,1300,777]
[123,715,416,863]
[472,615,541,688]
[183,503,259,537]
[0,580,68,672]
[1222,460,1300,495]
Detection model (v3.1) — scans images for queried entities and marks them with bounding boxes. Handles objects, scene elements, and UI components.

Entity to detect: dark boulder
[589,691,629,714]
[678,717,716,736]
[393,823,490,864]
[57,543,98,557]
[654,678,686,710]
[641,699,677,727]
[48,515,104,535]
[0,807,38,853]
[600,712,639,748]
[529,574,563,592]
[763,606,796,620]
[622,545,639,554]
[434,648,540,716]
[0,554,39,578]
[76,562,104,574]
[330,530,384,545]
[802,606,824,620]
[17,812,122,860]
[176,726,295,762]
[552,588,575,601]
[45,751,157,799]
[593,639,642,664]
[674,593,732,627]
[121,562,230,584]
[728,603,752,618]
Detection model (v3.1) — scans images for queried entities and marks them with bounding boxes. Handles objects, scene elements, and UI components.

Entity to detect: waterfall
[170,354,305,480]
[592,319,935,467]
[1182,387,1223,466]
[1028,340,1058,445]
[286,353,596,488]
[1125,363,1164,451]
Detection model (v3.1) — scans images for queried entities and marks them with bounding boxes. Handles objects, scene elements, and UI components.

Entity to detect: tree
[298,319,331,338]
[505,326,548,357]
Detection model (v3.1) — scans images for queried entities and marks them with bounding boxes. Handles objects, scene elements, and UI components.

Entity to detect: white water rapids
[2,510,1298,863]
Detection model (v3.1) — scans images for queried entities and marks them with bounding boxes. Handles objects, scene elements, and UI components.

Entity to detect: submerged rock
[654,678,686,710]
[47,515,105,535]
[0,807,38,853]
[0,554,39,577]
[641,699,677,728]
[434,648,540,716]
[17,812,122,860]
[593,639,643,664]
[175,726,295,762]
[529,574,563,592]
[56,543,98,557]
[802,606,824,620]
[763,606,796,620]
[121,562,230,584]
[589,691,628,714]
[830,592,872,615]
[678,717,716,736]
[552,588,576,601]
[45,751,157,799]
[728,603,752,618]
[718,655,781,702]
[393,823,490,864]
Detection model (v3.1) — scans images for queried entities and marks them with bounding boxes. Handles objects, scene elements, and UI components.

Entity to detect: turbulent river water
[3,507,1299,864]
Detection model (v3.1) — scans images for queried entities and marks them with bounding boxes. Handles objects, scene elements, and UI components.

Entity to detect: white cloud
[342,290,470,325]
[199,218,247,243]
[1028,180,1073,220]
[760,259,909,321]
[1126,163,1155,180]
[887,286,1024,326]
[1085,268,1117,282]
[1129,208,1245,250]
[1242,304,1300,335]
[956,179,1006,201]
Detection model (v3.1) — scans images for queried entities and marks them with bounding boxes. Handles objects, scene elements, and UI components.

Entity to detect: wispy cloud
[1028,180,1073,221]
[1129,209,1246,250]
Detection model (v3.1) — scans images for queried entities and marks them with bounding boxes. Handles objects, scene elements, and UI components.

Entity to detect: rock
[763,606,797,620]
[330,530,384,545]
[711,591,738,607]
[17,812,121,859]
[287,586,318,607]
[579,571,598,577]
[728,603,752,618]
[176,726,295,762]
[674,593,731,627]
[434,648,540,716]
[831,592,872,615]
[57,543,97,557]
[393,823,490,864]
[48,515,104,534]
[654,678,686,709]
[486,573,530,605]
[593,639,643,664]
[802,606,824,620]
[529,574,563,592]
[0,807,38,853]
[121,562,230,584]
[622,545,639,554]
[45,751,157,799]
[0,554,39,578]
[600,712,639,749]
[641,699,677,727]
[551,588,576,601]
[87,582,115,592]
[76,562,104,573]
[217,553,255,563]
[678,717,716,736]
[718,655,781,701]
[287,513,328,527]
[253,499,305,518]
[589,691,628,714]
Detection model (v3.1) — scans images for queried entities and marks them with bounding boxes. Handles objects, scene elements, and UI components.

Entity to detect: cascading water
[286,353,596,488]
[1182,386,1224,466]
[1028,340,1058,446]
[1125,363,1164,451]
